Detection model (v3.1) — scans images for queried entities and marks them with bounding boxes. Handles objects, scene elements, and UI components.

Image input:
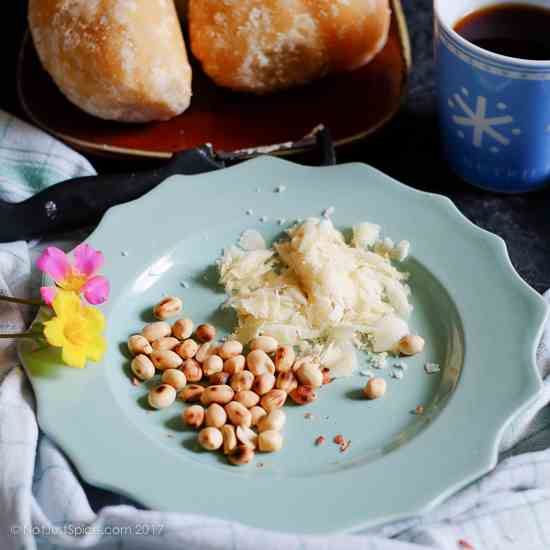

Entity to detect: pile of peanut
[127,296,329,466]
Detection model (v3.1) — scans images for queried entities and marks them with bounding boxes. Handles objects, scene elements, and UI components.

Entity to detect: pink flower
[37,244,110,305]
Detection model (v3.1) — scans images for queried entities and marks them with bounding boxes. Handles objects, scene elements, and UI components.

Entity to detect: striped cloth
[1,110,550,550]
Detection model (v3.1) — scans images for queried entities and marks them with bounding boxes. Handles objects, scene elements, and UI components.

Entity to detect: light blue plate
[19,157,547,534]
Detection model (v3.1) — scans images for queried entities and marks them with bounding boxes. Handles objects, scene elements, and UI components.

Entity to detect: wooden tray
[17,0,411,159]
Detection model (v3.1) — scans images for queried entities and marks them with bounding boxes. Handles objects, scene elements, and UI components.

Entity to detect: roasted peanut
[258,430,284,452]
[230,370,254,392]
[221,424,237,455]
[292,355,320,372]
[182,405,204,429]
[210,344,223,357]
[295,363,323,388]
[225,401,252,427]
[178,384,204,402]
[289,385,317,405]
[364,378,386,400]
[260,389,287,412]
[130,354,155,381]
[142,321,171,342]
[219,340,243,359]
[236,425,257,449]
[181,358,202,382]
[172,318,193,340]
[250,406,268,427]
[228,445,254,465]
[235,390,260,409]
[151,336,180,351]
[195,342,213,363]
[209,371,230,385]
[252,372,276,395]
[153,296,182,320]
[203,355,223,376]
[274,345,296,372]
[205,403,227,428]
[246,349,275,375]
[258,409,286,432]
[195,323,216,343]
[198,427,223,450]
[175,339,199,360]
[276,371,298,393]
[250,335,278,354]
[148,384,176,409]
[200,385,235,406]
[161,368,187,391]
[398,335,425,356]
[223,355,245,375]
[128,334,152,356]
[150,350,183,371]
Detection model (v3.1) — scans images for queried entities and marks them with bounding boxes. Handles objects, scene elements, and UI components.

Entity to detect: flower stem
[0,296,43,307]
[0,332,36,339]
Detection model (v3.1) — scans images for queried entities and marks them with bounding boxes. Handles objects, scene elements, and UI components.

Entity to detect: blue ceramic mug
[434,0,550,192]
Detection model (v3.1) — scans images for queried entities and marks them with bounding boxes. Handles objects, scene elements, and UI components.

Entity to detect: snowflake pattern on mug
[448,88,522,153]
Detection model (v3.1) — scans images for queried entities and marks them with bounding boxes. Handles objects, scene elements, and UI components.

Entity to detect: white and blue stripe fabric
[1,110,550,550]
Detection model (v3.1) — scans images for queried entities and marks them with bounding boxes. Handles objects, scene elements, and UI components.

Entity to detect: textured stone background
[3,1,550,292]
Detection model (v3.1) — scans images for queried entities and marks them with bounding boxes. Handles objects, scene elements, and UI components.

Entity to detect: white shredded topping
[218,217,416,378]
[322,206,335,219]
[353,223,380,248]
[239,229,267,251]
[392,240,411,262]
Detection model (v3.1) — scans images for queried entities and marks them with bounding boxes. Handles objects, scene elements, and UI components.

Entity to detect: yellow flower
[43,290,107,369]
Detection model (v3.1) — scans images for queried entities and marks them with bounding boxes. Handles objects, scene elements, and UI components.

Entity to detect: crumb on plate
[424,362,441,374]
[391,369,404,380]
[340,439,352,453]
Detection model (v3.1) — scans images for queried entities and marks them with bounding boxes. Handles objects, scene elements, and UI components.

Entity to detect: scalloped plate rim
[19,157,547,533]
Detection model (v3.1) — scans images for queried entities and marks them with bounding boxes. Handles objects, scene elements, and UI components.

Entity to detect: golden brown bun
[188,0,391,94]
[28,0,192,122]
